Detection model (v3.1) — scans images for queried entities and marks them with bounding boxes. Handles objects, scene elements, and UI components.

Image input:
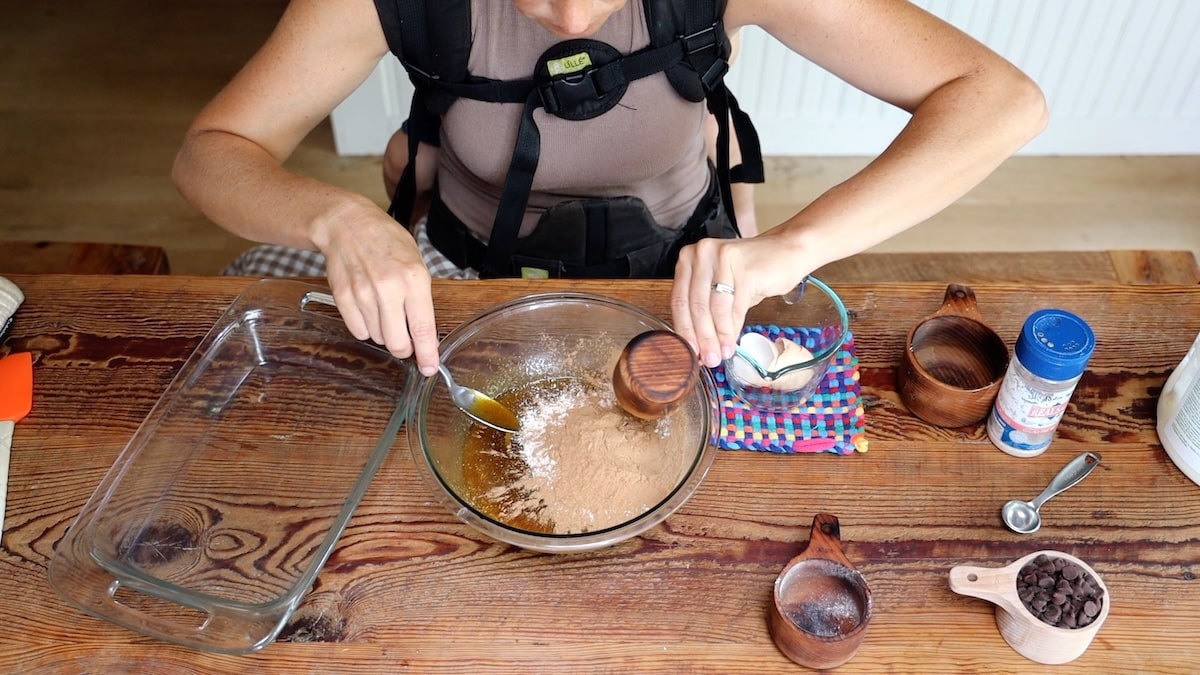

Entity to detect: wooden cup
[949,550,1111,665]
[897,283,1009,427]
[769,514,873,669]
[613,330,699,420]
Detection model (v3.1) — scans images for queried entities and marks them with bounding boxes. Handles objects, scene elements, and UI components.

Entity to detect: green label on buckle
[520,267,550,279]
[546,52,593,77]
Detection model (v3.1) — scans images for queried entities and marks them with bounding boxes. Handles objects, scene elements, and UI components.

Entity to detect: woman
[173,0,1047,378]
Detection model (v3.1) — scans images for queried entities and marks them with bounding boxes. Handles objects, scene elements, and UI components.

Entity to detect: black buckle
[681,24,719,56]
[680,24,728,90]
[700,59,729,90]
[537,71,600,115]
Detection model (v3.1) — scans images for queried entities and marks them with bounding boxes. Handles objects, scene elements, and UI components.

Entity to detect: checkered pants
[221,219,480,280]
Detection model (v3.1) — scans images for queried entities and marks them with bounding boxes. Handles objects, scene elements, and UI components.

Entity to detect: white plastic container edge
[1158,332,1200,487]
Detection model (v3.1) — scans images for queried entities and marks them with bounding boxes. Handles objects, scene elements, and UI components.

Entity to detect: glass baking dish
[49,279,416,654]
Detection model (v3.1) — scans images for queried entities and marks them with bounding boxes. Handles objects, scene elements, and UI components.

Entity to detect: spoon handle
[733,346,772,379]
[1030,451,1101,509]
[782,278,808,305]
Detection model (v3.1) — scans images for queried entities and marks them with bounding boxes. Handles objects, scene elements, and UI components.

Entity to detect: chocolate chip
[1014,555,1106,629]
[1044,604,1062,623]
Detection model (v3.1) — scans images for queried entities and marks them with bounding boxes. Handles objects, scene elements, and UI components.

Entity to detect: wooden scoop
[897,283,1009,427]
[769,513,873,669]
[0,352,33,542]
[949,550,1110,665]
[612,330,698,420]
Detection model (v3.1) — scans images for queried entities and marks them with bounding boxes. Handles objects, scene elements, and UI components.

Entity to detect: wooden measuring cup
[897,283,1009,427]
[950,550,1110,665]
[613,330,699,420]
[769,513,873,669]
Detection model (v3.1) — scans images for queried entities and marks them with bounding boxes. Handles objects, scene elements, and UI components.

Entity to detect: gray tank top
[436,0,712,240]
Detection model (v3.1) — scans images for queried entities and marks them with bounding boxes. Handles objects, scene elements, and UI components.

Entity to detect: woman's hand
[313,201,442,376]
[670,231,810,367]
[169,0,445,370]
[682,0,1047,366]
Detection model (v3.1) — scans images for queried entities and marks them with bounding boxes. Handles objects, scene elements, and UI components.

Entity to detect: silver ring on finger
[711,282,735,295]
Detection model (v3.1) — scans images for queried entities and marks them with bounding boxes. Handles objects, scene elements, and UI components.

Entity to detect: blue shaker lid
[1015,309,1096,381]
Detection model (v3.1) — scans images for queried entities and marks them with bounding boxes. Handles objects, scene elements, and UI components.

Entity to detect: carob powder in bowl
[1015,553,1105,629]
[461,375,690,535]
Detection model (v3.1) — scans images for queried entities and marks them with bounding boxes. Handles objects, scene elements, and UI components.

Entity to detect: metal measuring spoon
[437,363,520,433]
[1001,451,1101,534]
[730,278,810,381]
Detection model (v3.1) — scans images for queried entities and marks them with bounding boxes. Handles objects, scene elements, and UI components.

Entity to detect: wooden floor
[2,1,1198,276]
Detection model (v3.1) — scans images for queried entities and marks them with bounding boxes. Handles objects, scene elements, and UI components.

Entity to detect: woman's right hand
[313,199,442,377]
[168,0,443,372]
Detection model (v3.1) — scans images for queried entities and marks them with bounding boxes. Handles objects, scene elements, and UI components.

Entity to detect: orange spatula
[0,351,33,540]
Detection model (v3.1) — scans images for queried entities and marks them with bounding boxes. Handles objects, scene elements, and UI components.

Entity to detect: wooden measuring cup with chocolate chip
[613,330,699,420]
[950,550,1110,665]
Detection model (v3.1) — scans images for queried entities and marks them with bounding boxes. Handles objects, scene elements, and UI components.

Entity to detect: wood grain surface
[2,274,1199,673]
[814,249,1200,286]
[0,241,170,275]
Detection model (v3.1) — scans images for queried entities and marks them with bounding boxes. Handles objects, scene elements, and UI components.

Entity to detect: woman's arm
[173,0,387,246]
[728,0,1048,270]
[172,0,442,375]
[674,0,1048,367]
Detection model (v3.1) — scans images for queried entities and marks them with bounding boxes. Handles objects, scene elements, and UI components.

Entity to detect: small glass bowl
[722,277,849,412]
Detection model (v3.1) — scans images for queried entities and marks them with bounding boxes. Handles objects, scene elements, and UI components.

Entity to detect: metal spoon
[437,363,520,433]
[782,277,808,305]
[298,291,519,433]
[732,345,775,380]
[1001,451,1101,534]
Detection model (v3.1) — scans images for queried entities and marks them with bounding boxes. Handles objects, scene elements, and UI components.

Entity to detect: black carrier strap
[379,0,764,277]
[647,0,764,218]
[384,0,472,228]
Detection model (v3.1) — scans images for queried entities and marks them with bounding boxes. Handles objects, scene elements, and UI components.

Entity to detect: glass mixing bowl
[409,293,719,553]
[722,277,850,411]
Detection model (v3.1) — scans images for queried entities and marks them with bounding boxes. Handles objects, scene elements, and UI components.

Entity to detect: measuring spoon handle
[1030,451,1101,509]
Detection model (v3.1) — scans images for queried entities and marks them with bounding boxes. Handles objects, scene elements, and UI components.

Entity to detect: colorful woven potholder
[714,327,867,455]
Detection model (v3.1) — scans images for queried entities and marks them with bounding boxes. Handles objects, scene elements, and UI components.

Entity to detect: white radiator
[331,0,1200,156]
[729,0,1200,155]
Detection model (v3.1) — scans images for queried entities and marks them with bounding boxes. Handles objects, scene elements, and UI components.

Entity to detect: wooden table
[2,273,1198,673]
[0,241,171,275]
[814,249,1200,286]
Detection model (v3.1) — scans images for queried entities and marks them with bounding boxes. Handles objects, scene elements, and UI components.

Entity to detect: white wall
[331,57,413,160]
[331,0,1200,156]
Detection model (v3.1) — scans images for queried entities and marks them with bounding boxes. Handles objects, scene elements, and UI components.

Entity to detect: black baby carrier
[375,0,763,278]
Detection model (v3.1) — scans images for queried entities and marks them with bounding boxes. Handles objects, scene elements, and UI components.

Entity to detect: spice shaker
[988,309,1096,457]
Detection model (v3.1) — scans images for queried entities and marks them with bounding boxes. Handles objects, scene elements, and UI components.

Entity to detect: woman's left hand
[670,232,809,367]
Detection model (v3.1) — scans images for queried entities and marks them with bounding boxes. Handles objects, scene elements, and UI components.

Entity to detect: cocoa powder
[465,376,691,535]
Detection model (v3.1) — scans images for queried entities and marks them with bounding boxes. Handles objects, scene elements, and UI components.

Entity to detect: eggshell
[769,338,816,391]
[730,332,776,387]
